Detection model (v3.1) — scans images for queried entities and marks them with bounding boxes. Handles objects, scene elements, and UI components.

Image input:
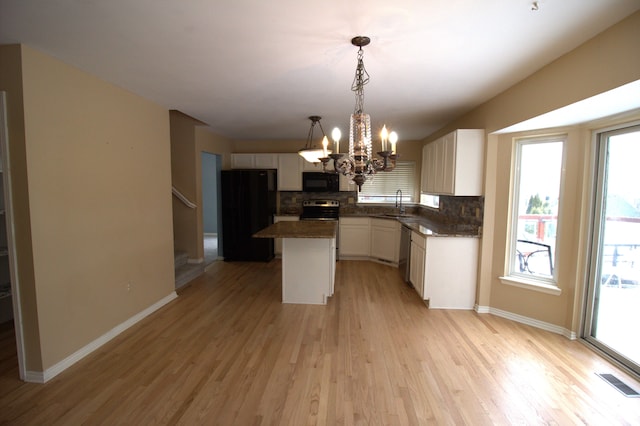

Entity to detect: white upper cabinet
[231,153,278,169]
[441,132,456,194]
[302,159,323,172]
[421,129,484,196]
[421,143,429,193]
[277,153,303,191]
[231,153,256,169]
[254,154,278,169]
[231,153,303,190]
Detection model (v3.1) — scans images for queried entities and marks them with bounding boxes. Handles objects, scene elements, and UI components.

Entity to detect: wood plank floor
[1,260,639,425]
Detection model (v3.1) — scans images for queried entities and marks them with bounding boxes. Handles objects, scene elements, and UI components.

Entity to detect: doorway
[584,123,640,376]
[201,152,221,265]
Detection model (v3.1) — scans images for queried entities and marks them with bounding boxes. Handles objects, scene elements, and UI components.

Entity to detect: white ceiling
[1,0,639,141]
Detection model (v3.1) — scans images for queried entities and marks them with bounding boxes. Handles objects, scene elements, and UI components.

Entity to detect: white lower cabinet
[339,217,401,264]
[370,218,400,263]
[338,217,370,257]
[273,215,299,256]
[281,236,335,304]
[410,232,479,309]
[409,232,426,297]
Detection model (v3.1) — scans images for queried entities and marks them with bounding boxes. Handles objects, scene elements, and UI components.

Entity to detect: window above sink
[357,161,416,204]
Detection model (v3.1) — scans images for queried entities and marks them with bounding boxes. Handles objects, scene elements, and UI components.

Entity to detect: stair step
[175,262,205,290]
[174,250,189,268]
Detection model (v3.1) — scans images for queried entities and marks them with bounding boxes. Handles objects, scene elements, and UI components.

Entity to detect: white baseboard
[337,255,370,261]
[25,292,178,383]
[24,370,45,383]
[187,258,204,264]
[475,305,575,340]
[474,304,490,314]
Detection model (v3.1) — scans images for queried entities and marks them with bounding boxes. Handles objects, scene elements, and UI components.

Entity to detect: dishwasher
[399,225,412,283]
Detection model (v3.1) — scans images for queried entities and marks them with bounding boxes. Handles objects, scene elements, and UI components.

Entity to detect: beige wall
[426,11,640,331]
[2,44,176,371]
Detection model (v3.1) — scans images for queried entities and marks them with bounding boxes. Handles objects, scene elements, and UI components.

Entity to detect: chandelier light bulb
[331,127,341,153]
[381,125,389,152]
[389,131,398,154]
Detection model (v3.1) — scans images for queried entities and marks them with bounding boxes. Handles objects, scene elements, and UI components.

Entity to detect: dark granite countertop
[254,221,337,239]
[271,212,480,238]
[343,213,481,238]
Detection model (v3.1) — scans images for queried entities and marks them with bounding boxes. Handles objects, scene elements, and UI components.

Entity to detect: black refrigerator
[221,169,277,261]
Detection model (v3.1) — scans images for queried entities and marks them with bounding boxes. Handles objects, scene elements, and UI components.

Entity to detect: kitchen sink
[382,213,420,222]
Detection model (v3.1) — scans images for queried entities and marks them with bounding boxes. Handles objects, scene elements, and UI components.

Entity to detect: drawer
[339,217,370,226]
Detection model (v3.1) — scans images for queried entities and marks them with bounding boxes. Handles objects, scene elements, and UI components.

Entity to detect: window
[357,161,416,203]
[583,122,640,374]
[505,136,565,287]
[420,194,440,209]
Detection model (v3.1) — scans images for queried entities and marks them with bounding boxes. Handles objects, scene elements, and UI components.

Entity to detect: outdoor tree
[526,193,551,214]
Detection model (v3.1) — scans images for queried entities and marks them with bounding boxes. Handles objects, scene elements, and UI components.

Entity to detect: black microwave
[302,172,339,192]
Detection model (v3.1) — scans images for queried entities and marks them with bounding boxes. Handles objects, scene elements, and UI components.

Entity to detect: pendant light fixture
[319,36,399,190]
[298,115,331,163]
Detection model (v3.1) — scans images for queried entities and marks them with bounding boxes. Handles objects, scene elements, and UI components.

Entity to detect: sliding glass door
[584,124,640,375]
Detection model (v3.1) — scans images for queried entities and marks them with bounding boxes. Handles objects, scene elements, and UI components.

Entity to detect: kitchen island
[254,221,337,305]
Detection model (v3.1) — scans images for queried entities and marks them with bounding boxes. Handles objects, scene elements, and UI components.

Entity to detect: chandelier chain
[305,116,326,149]
[351,47,369,115]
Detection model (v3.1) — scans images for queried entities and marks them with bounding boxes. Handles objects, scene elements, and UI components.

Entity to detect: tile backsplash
[278,191,484,234]
[423,196,484,225]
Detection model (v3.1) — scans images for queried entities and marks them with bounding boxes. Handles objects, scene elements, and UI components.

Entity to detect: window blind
[357,161,415,203]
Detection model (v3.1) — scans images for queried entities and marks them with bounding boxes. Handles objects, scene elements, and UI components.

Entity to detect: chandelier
[320,36,398,190]
[298,115,331,163]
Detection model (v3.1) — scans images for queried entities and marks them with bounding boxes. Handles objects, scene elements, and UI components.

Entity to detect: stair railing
[172,186,197,209]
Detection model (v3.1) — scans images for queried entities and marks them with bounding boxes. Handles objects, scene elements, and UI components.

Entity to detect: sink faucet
[395,189,405,215]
